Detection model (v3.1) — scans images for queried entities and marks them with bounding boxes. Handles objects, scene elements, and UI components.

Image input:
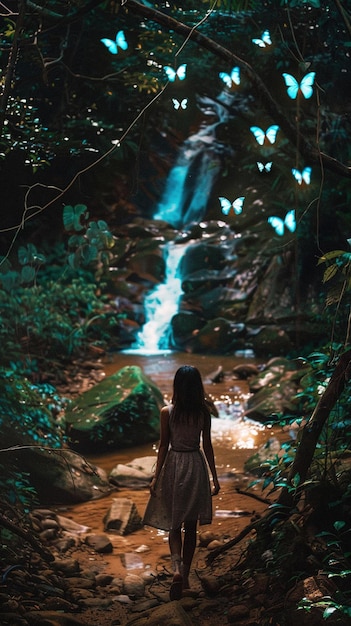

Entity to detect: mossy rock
[65,366,163,452]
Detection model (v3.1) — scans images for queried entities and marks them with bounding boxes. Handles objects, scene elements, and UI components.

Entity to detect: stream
[65,351,285,582]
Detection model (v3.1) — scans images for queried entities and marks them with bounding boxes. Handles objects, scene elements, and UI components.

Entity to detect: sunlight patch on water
[211,416,266,450]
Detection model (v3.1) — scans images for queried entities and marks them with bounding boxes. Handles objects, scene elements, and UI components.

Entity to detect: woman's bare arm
[149,406,170,495]
[202,417,220,495]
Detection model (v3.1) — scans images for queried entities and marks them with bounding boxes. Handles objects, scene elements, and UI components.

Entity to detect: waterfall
[154,93,232,227]
[129,92,235,354]
[126,241,188,354]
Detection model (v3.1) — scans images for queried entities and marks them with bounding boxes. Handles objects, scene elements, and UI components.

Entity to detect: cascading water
[130,92,235,354]
[154,93,232,228]
[131,241,189,354]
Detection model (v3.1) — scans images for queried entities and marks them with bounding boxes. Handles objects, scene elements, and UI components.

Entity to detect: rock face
[108,219,326,356]
[65,365,163,452]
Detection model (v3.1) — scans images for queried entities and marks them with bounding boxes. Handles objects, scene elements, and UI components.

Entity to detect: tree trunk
[277,349,351,510]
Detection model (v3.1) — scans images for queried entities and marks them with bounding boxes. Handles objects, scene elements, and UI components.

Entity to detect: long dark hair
[171,365,210,425]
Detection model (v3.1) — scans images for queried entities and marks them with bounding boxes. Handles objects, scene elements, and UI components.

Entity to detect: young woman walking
[143,365,220,600]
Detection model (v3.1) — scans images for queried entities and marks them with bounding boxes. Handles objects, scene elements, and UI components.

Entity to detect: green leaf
[63,204,88,232]
[18,243,38,265]
[334,520,346,532]
[20,265,36,284]
[292,473,300,488]
[318,251,346,264]
[323,264,338,283]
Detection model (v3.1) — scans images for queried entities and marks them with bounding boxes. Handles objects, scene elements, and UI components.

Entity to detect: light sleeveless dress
[142,405,212,531]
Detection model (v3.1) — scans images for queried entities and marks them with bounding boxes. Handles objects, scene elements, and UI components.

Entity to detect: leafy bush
[0,205,122,376]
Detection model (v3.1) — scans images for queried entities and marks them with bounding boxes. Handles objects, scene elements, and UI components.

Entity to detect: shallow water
[67,351,285,582]
[89,350,276,474]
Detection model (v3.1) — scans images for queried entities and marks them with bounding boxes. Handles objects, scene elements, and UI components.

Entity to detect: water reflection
[99,352,272,474]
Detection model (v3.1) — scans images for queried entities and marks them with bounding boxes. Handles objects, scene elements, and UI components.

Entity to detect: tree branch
[125,0,351,179]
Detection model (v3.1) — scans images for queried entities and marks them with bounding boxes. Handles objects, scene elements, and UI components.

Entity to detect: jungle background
[1,0,351,624]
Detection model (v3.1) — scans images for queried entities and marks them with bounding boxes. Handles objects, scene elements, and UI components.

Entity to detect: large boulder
[20,448,112,504]
[65,366,163,452]
[184,318,246,354]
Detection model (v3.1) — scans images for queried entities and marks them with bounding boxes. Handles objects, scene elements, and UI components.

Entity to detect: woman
[143,365,220,600]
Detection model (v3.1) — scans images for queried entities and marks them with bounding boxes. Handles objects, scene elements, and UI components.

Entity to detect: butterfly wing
[180,98,188,109]
[302,166,312,184]
[250,126,265,145]
[176,64,187,80]
[252,30,271,47]
[233,196,244,215]
[291,168,303,184]
[284,210,296,233]
[100,38,118,54]
[282,73,299,99]
[257,162,264,172]
[231,67,240,85]
[219,72,232,88]
[116,30,128,51]
[268,216,284,236]
[219,197,232,215]
[262,30,272,45]
[164,66,177,81]
[266,125,279,144]
[172,99,180,110]
[300,72,315,99]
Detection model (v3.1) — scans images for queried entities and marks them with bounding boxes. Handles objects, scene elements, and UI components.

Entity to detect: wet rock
[104,497,143,535]
[85,533,113,553]
[109,455,156,488]
[95,573,114,587]
[126,250,166,284]
[198,531,219,547]
[186,318,246,354]
[123,573,145,598]
[52,558,80,575]
[232,363,259,380]
[179,241,228,276]
[22,449,112,504]
[249,325,293,357]
[65,366,163,452]
[170,311,206,349]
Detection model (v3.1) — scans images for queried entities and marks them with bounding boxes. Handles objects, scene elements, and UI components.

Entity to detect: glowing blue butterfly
[257,161,273,172]
[282,72,316,99]
[252,30,272,47]
[219,67,240,88]
[291,166,312,185]
[100,30,128,54]
[172,98,188,110]
[164,64,187,82]
[268,210,296,236]
[250,125,279,145]
[219,196,245,216]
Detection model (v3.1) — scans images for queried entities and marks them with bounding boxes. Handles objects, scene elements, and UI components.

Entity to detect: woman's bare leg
[182,520,197,588]
[169,528,182,577]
